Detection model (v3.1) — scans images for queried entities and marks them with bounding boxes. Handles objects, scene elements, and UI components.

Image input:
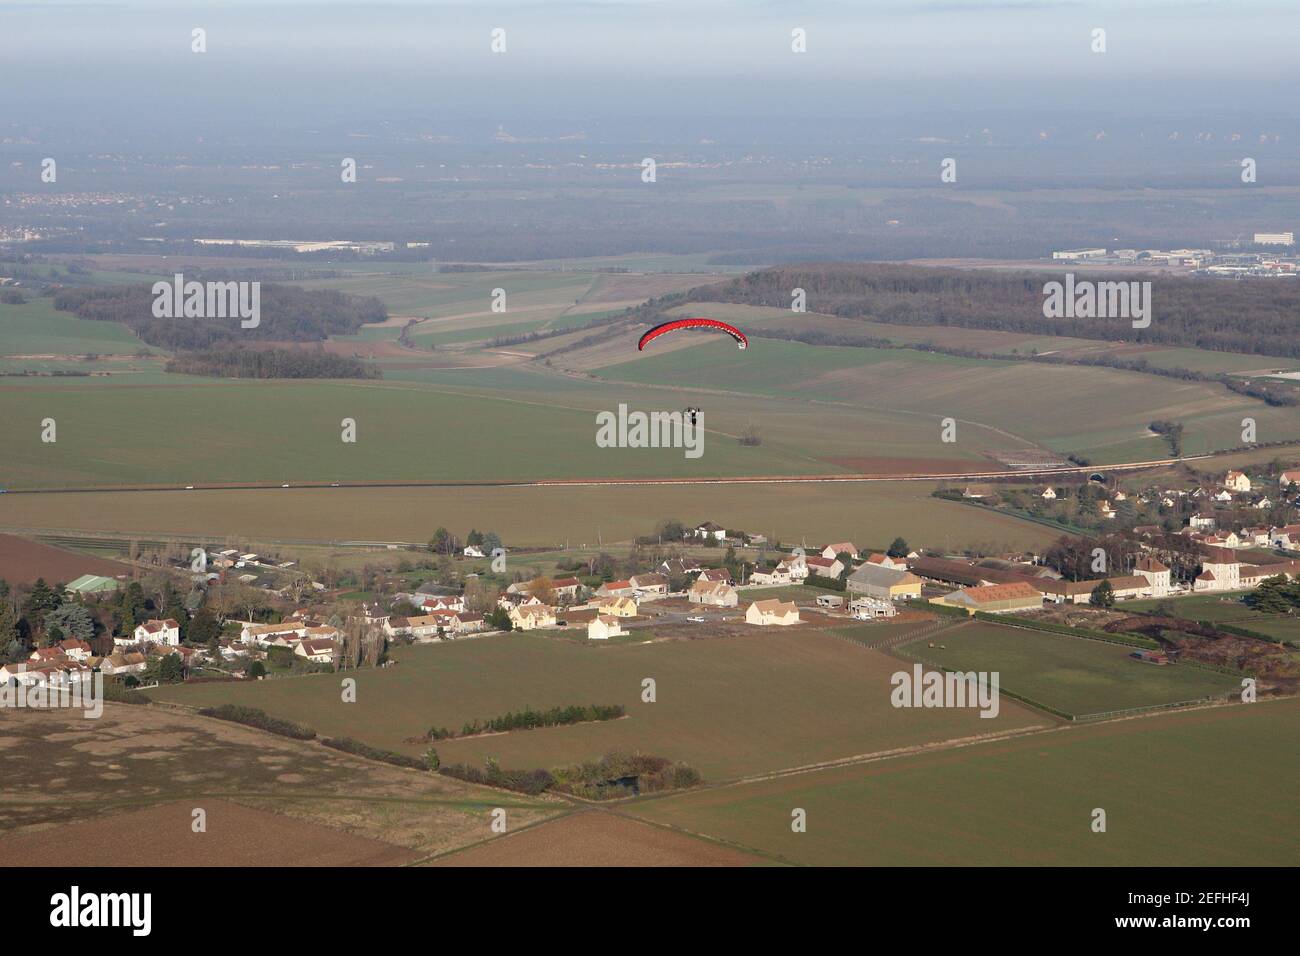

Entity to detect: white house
[294,638,338,664]
[688,579,738,607]
[777,555,808,581]
[691,521,728,542]
[629,573,669,597]
[745,599,800,626]
[133,618,180,647]
[1269,524,1300,549]
[821,542,859,561]
[1241,526,1272,547]
[463,545,485,558]
[0,662,38,686]
[56,639,93,663]
[407,613,451,640]
[451,613,486,635]
[1132,556,1171,597]
[1040,487,1057,500]
[587,615,625,641]
[748,565,792,586]
[1279,471,1300,490]
[1194,547,1241,592]
[804,555,845,579]
[98,652,147,676]
[240,621,308,647]
[1224,470,1251,493]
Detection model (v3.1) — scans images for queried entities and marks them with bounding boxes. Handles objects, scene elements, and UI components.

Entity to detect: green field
[297,269,595,320]
[0,347,1047,488]
[896,621,1242,717]
[147,629,1046,781]
[679,302,1300,375]
[0,297,157,356]
[596,337,1300,465]
[1122,591,1280,625]
[1123,590,1300,641]
[0,375,837,487]
[628,698,1300,865]
[0,480,1060,551]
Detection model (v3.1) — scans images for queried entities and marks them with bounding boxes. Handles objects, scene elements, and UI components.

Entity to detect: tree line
[165,347,379,380]
[691,263,1300,360]
[422,703,625,741]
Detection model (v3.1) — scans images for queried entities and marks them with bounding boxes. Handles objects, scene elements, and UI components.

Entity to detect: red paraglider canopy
[638,317,748,351]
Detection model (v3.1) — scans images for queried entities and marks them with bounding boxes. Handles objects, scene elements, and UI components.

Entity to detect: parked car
[686,616,706,623]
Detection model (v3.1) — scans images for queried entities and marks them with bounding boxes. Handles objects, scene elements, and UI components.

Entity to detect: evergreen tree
[1089,580,1115,608]
[24,578,60,618]
[44,604,95,642]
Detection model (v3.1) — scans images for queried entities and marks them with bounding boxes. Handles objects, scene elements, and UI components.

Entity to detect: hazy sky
[3,1,1299,132]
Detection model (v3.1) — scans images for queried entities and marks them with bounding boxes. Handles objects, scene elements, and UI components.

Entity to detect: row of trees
[165,347,378,380]
[425,703,626,741]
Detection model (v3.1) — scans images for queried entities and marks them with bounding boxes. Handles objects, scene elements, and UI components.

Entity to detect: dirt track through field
[426,810,764,867]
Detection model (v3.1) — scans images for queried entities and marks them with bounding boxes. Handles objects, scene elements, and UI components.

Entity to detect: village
[3,466,1299,694]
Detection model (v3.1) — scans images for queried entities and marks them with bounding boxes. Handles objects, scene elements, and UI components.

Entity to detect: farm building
[816,594,844,608]
[65,574,120,597]
[846,563,923,602]
[930,581,1042,615]
[907,556,1028,588]
[1037,575,1149,604]
[745,599,800,626]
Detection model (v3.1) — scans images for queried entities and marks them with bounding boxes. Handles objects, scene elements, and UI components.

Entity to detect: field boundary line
[403,807,582,866]
[711,721,1059,790]
[602,806,797,867]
